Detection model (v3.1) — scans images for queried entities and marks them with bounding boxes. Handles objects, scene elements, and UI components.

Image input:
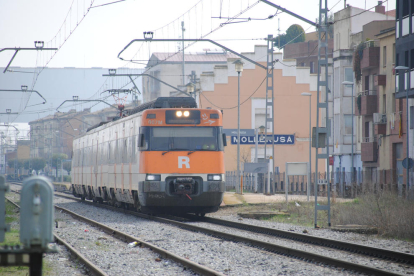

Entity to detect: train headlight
[207,174,222,181]
[183,111,190,117]
[176,111,182,117]
[146,174,161,181]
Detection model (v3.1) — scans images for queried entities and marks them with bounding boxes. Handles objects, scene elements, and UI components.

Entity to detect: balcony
[360,40,380,70]
[361,136,377,162]
[374,75,386,86]
[359,90,377,116]
[373,113,387,135]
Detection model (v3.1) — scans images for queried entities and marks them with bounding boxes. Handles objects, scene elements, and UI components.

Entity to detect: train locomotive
[71,97,227,215]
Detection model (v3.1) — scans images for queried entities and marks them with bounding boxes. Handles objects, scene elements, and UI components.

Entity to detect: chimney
[375,1,385,14]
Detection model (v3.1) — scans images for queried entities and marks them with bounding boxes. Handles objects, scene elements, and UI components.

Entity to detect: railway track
[6,188,224,276]
[51,191,408,276]
[5,197,109,276]
[180,214,414,265]
[9,182,413,275]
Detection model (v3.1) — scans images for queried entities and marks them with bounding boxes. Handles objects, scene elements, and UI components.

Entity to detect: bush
[336,191,414,240]
[63,175,71,183]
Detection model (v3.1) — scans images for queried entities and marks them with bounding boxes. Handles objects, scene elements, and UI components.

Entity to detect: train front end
[138,108,226,215]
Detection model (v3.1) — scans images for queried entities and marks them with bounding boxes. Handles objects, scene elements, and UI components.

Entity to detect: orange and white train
[71,97,226,215]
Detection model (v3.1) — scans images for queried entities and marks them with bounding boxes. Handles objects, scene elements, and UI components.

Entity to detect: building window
[403,0,409,17]
[344,68,353,96]
[393,44,395,64]
[392,93,396,113]
[345,68,353,82]
[383,46,387,67]
[334,68,340,97]
[310,61,315,74]
[344,115,353,135]
[365,75,370,92]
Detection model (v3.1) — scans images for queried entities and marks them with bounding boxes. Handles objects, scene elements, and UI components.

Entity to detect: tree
[7,159,23,170]
[31,158,46,173]
[274,24,305,50]
[52,153,68,178]
[24,159,30,170]
[63,161,72,175]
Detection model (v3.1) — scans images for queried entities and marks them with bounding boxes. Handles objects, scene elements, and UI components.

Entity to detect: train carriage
[71,97,226,215]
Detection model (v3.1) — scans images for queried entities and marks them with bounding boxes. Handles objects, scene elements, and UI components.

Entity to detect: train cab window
[140,126,223,151]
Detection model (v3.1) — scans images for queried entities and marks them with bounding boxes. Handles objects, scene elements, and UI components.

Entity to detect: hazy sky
[0,0,395,69]
[0,0,395,124]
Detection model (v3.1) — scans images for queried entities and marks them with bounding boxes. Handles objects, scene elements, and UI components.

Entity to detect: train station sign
[230,134,295,145]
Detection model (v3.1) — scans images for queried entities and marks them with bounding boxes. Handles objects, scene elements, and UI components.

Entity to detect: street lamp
[301,92,312,201]
[342,81,354,189]
[233,59,244,194]
[395,65,410,195]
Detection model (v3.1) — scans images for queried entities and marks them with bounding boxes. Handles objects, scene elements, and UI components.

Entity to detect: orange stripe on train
[140,151,225,174]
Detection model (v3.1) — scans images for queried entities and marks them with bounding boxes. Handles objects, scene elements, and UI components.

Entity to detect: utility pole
[260,0,331,227]
[182,21,185,86]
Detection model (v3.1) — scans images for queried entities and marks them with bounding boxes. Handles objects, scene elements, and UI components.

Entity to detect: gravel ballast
[6,186,414,275]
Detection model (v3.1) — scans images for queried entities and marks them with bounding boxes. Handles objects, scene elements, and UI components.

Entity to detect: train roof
[85,97,197,133]
[128,97,197,116]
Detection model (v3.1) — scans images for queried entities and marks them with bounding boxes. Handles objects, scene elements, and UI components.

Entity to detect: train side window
[123,139,128,163]
[132,135,136,162]
[108,142,111,164]
[115,139,119,164]
[138,127,148,150]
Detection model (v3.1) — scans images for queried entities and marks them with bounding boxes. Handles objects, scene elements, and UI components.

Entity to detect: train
[71,97,227,215]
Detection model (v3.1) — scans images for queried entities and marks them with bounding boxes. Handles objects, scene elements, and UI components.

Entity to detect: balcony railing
[358,90,377,96]
[361,42,380,70]
[361,136,378,162]
[373,113,387,124]
[358,91,377,116]
[363,136,377,143]
[362,40,380,49]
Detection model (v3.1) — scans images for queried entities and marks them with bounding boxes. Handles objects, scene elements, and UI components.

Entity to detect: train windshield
[141,126,223,151]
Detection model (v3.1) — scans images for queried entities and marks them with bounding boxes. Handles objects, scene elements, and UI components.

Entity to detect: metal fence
[225,169,412,198]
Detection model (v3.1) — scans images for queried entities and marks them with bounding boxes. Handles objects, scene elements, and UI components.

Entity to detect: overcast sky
[0,0,395,125]
[0,0,395,69]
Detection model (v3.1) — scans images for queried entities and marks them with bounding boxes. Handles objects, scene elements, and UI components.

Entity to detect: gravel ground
[207,210,414,255]
[6,186,414,276]
[193,218,414,275]
[52,197,365,276]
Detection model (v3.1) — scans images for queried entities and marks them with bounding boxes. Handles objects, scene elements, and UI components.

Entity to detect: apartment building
[394,0,414,194]
[332,2,394,184]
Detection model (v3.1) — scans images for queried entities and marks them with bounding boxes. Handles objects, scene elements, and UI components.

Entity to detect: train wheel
[199,213,206,217]
[81,196,85,201]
